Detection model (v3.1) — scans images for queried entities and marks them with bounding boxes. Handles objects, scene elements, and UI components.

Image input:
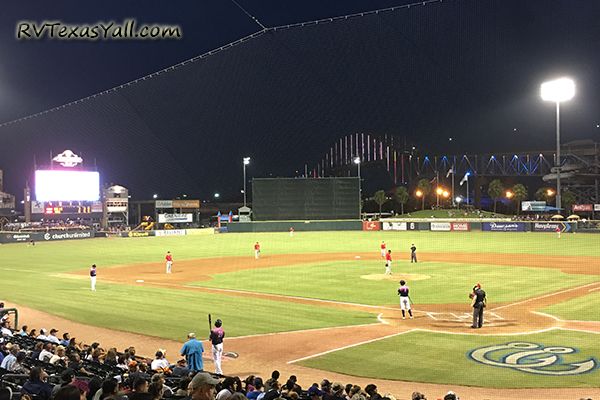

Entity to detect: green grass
[192,260,598,305]
[298,330,600,388]
[543,291,600,322]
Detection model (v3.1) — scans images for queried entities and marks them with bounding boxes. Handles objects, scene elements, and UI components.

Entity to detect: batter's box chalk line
[426,311,504,322]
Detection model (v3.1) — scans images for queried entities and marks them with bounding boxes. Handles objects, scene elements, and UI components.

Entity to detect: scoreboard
[33,201,103,215]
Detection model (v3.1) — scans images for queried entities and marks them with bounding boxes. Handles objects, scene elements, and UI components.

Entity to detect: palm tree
[488,179,504,213]
[394,186,409,215]
[373,190,387,217]
[416,179,432,210]
[512,184,528,215]
[561,190,577,214]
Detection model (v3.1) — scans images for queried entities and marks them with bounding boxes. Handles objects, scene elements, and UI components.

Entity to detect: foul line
[287,330,412,364]
[489,281,600,312]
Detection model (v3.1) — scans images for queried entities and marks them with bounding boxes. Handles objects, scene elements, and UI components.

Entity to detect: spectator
[171,359,190,377]
[307,385,323,400]
[48,329,61,344]
[39,342,54,362]
[411,392,426,400]
[98,379,122,400]
[264,371,279,392]
[68,353,93,376]
[28,328,37,338]
[0,344,19,371]
[364,385,381,400]
[246,378,263,400]
[60,332,71,346]
[215,376,236,400]
[37,328,49,341]
[344,384,353,400]
[180,333,204,372]
[128,378,150,400]
[50,345,69,366]
[52,369,76,398]
[188,372,221,400]
[175,377,192,396]
[328,383,345,400]
[22,367,53,400]
[104,348,118,366]
[147,382,163,400]
[54,385,83,400]
[443,392,458,400]
[18,325,28,336]
[31,342,44,360]
[87,377,103,400]
[0,321,13,337]
[13,351,29,373]
[150,350,170,372]
[243,375,256,393]
[150,373,173,397]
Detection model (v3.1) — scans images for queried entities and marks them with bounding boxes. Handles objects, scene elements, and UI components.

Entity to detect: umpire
[470,283,486,329]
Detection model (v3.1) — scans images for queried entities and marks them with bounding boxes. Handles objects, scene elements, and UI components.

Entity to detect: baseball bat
[208,313,212,332]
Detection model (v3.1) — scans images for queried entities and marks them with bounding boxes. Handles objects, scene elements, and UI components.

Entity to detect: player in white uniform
[397,280,413,319]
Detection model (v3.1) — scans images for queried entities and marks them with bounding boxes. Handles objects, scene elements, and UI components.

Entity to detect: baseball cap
[308,387,324,397]
[40,328,47,334]
[190,372,220,389]
[50,329,58,334]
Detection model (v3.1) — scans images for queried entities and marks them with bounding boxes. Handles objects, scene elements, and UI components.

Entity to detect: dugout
[251,177,360,221]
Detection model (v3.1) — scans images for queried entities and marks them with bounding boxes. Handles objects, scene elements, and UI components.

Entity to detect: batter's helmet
[215,319,222,327]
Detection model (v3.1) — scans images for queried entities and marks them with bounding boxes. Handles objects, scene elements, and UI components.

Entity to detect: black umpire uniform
[471,285,486,328]
[410,244,417,263]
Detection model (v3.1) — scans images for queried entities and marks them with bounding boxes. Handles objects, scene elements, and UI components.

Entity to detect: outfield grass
[543,291,600,322]
[298,330,600,388]
[192,260,598,305]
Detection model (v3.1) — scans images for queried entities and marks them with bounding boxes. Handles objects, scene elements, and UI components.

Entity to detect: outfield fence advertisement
[451,222,471,231]
[430,222,451,231]
[155,229,187,237]
[0,230,94,243]
[533,222,572,233]
[362,221,381,231]
[158,213,193,223]
[482,222,527,232]
[382,222,407,231]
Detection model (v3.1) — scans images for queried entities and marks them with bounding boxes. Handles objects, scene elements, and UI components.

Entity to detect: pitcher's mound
[361,273,431,281]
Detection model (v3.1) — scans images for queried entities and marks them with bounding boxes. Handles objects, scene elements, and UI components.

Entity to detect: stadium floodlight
[214,193,220,198]
[506,190,514,199]
[153,194,158,199]
[541,77,575,211]
[242,157,251,207]
[455,196,462,203]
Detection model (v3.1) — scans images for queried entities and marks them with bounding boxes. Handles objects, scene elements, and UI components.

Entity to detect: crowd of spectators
[2,220,93,232]
[0,324,467,400]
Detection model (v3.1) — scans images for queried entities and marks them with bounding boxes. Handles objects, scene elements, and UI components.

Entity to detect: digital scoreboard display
[35,170,100,202]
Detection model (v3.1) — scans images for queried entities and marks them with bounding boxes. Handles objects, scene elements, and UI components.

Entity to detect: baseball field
[1,230,599,398]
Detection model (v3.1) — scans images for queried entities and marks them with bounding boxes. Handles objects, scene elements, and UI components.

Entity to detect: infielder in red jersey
[556,225,561,239]
[254,242,261,259]
[380,241,387,258]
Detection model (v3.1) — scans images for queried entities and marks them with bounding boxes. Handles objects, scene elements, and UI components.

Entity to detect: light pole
[243,157,250,207]
[354,156,361,199]
[541,77,575,210]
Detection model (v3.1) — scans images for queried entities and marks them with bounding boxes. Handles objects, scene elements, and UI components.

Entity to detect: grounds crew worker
[470,283,486,329]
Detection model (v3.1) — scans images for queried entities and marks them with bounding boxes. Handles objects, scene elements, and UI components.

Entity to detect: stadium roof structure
[1,1,598,199]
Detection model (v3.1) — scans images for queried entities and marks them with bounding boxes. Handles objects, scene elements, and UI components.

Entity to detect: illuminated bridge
[305,134,600,204]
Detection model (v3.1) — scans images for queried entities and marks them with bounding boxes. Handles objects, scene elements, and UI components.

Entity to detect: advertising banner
[522,201,546,212]
[482,222,526,232]
[122,231,156,238]
[407,222,420,231]
[106,199,128,213]
[451,222,471,231]
[158,213,193,223]
[382,222,407,231]
[572,204,593,212]
[172,200,200,208]
[155,229,187,237]
[155,200,173,209]
[533,222,572,233]
[362,221,381,231]
[595,204,600,212]
[0,230,94,243]
[430,222,451,231]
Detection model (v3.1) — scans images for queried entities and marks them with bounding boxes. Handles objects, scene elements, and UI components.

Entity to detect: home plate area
[426,311,504,324]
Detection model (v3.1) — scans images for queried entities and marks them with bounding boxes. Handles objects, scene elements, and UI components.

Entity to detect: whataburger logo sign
[52,149,83,167]
[468,342,597,375]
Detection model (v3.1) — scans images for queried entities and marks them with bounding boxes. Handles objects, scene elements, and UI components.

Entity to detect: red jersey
[254,243,260,250]
[381,243,386,250]
[385,252,392,261]
[166,254,173,262]
[555,226,561,233]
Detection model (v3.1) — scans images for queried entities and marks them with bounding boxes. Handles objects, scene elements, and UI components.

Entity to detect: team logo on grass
[468,342,597,375]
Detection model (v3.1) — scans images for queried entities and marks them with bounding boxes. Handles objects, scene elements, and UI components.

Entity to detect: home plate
[355,256,361,259]
[136,279,145,283]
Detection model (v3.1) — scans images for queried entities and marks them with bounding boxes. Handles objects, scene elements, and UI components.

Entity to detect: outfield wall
[225,220,362,232]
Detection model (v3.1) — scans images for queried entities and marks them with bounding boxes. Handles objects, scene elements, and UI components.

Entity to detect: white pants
[91,277,96,291]
[212,343,223,374]
[400,296,411,310]
[381,249,386,257]
[255,250,260,259]
[166,261,172,273]
[290,231,294,237]
[385,261,392,275]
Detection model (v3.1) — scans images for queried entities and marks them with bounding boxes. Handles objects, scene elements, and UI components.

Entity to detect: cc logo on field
[44,233,51,241]
[468,342,597,375]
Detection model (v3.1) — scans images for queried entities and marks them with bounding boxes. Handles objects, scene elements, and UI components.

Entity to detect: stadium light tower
[541,77,575,210]
[153,194,158,199]
[354,157,361,198]
[243,157,251,207]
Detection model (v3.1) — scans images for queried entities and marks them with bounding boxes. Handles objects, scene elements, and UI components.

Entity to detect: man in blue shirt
[180,332,204,371]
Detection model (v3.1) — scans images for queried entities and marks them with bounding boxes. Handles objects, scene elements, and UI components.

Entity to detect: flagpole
[466,177,469,206]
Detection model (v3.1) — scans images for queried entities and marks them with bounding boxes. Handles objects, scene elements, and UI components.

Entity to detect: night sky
[1,0,599,200]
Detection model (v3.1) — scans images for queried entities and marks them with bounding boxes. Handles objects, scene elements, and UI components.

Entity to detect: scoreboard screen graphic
[35,170,100,202]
